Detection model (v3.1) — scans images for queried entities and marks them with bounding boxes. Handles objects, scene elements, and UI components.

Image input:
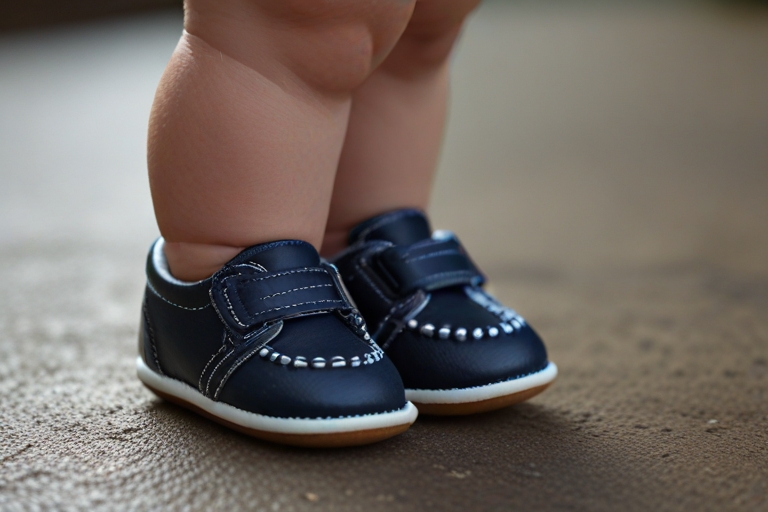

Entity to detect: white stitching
[374,293,427,348]
[146,280,210,311]
[322,262,355,310]
[248,299,343,317]
[256,283,333,301]
[218,269,336,327]
[213,329,281,400]
[256,347,383,370]
[214,350,256,400]
[205,347,235,397]
[222,286,247,327]
[238,262,267,273]
[235,267,326,284]
[198,333,229,393]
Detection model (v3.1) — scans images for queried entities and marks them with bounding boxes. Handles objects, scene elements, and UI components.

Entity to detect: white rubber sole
[136,356,418,447]
[405,362,557,415]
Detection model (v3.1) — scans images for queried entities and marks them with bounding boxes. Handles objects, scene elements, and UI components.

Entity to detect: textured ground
[1,3,767,511]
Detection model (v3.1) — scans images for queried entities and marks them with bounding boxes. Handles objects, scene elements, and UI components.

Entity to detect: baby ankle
[163,241,244,282]
[320,230,349,258]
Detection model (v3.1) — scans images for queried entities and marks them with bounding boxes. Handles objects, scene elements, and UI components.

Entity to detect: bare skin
[148,0,479,280]
[323,0,481,256]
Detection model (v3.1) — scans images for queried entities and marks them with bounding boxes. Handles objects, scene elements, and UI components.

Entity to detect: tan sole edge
[143,383,412,448]
[413,382,553,416]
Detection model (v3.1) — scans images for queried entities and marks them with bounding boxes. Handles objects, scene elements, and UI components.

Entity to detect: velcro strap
[211,266,348,332]
[375,237,484,295]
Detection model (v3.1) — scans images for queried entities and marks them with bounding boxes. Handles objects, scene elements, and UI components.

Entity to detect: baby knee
[266,0,417,91]
[387,0,482,73]
[187,0,416,93]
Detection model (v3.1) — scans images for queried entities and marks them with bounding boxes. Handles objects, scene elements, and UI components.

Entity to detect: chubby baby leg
[323,0,482,256]
[148,0,416,280]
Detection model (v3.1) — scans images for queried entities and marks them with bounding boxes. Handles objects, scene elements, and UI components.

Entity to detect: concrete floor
[1,3,767,511]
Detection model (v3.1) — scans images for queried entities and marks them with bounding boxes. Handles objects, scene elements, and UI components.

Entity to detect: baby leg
[322,0,481,256]
[148,0,416,280]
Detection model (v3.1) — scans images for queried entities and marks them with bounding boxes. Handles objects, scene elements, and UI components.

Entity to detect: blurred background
[1,1,766,511]
[3,0,768,31]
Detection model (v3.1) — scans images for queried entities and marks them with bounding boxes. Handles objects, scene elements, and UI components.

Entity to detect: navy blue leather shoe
[137,238,417,447]
[331,209,557,415]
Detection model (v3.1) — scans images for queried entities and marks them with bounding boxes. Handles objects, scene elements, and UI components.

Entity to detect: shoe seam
[219,270,344,328]
[213,328,282,400]
[205,345,236,398]
[258,283,333,301]
[198,333,229,394]
[373,296,422,350]
[403,248,460,263]
[141,300,164,376]
[354,259,392,305]
[246,299,345,319]
[146,279,210,311]
[228,267,327,285]
[407,269,478,290]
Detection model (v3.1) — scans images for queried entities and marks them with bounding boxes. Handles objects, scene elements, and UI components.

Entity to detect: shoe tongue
[348,209,432,246]
[228,240,320,272]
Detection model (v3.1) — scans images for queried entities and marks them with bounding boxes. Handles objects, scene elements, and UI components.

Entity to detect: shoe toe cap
[389,325,549,391]
[217,353,407,419]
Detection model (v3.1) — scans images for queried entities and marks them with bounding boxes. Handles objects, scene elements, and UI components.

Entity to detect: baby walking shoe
[331,209,557,415]
[137,238,417,447]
